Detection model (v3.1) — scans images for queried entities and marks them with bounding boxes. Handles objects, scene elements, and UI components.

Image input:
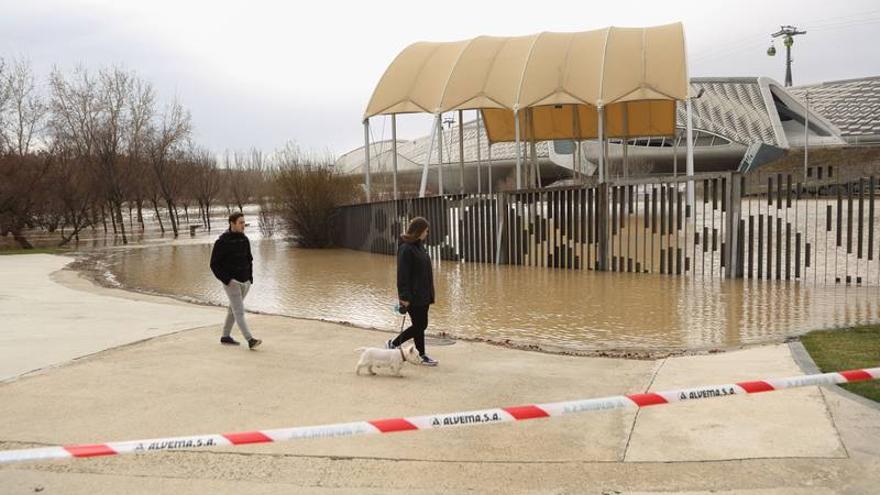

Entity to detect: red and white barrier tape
[1,367,878,465]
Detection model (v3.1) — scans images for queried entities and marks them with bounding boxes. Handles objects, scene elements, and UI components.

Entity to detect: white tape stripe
[0,447,70,464]
[407,408,514,429]
[263,421,376,442]
[538,396,632,416]
[107,434,231,455]
[1,368,878,465]
[768,373,840,390]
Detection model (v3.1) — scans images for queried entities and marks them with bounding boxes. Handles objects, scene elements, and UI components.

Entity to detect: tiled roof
[790,76,880,139]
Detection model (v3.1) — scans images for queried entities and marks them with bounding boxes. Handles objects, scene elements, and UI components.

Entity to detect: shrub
[273,146,362,248]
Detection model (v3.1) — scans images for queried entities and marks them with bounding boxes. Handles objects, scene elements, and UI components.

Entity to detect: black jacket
[210,231,253,285]
[397,240,435,306]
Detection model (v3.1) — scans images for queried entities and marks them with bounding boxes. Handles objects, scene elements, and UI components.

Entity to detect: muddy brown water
[96,239,880,353]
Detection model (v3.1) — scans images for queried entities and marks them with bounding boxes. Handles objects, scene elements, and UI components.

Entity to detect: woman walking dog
[386,217,438,366]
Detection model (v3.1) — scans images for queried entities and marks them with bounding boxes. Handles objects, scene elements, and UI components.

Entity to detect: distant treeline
[0,58,361,249]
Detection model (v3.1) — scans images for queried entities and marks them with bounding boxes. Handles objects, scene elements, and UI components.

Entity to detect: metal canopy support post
[598,106,606,184]
[438,113,445,196]
[528,108,539,188]
[685,98,695,209]
[572,104,582,181]
[476,110,483,194]
[622,103,629,180]
[419,114,439,198]
[391,114,398,199]
[488,142,493,195]
[514,109,522,189]
[673,128,679,177]
[363,119,371,202]
[458,109,465,194]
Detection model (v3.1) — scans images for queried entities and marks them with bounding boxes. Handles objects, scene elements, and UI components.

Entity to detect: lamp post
[767,25,806,87]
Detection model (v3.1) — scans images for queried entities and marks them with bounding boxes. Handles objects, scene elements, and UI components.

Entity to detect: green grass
[0,247,69,255]
[801,326,880,402]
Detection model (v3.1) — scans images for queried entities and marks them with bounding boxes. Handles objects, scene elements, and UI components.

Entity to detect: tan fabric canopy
[364,23,688,142]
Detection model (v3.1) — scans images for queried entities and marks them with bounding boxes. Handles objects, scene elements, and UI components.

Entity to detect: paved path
[0,254,877,494]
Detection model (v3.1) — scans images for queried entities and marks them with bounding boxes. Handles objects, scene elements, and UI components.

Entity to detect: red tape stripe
[840,370,873,382]
[737,381,775,393]
[223,431,273,445]
[64,444,117,458]
[626,393,668,407]
[503,405,550,420]
[369,418,419,433]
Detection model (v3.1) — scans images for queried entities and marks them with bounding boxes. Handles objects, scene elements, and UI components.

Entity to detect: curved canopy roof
[363,23,689,142]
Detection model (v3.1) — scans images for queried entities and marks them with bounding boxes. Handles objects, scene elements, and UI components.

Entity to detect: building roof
[678,78,781,146]
[790,76,880,142]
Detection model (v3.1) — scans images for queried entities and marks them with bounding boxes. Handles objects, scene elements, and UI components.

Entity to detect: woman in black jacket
[386,217,438,366]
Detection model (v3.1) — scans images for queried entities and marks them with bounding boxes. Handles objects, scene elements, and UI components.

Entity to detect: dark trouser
[392,305,429,356]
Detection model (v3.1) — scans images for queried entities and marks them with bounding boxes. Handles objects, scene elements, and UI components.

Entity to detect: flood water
[96,239,880,352]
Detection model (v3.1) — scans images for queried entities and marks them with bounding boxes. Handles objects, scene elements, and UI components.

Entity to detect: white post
[458,109,465,194]
[685,98,695,208]
[476,110,482,194]
[363,119,371,202]
[419,115,439,198]
[673,128,678,177]
[514,109,522,189]
[598,106,606,183]
[438,113,445,196]
[572,104,582,180]
[622,103,629,180]
[488,142,493,195]
[804,91,810,181]
[391,114,398,199]
[528,108,539,188]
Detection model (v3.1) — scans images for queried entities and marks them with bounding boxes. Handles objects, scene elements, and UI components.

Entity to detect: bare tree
[226,148,264,212]
[146,99,191,237]
[0,58,47,156]
[48,65,105,234]
[126,77,155,231]
[191,147,223,231]
[0,58,51,248]
[91,66,137,244]
[50,148,95,245]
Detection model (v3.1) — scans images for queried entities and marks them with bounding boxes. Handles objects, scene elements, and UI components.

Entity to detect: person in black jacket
[210,212,262,349]
[386,217,438,366]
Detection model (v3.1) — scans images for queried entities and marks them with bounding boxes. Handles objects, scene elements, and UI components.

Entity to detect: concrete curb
[788,341,880,413]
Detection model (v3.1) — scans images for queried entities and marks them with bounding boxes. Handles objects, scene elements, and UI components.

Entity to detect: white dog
[355,345,420,376]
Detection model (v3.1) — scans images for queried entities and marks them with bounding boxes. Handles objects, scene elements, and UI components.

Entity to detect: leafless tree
[50,148,96,245]
[225,148,264,212]
[126,77,155,231]
[0,58,51,248]
[0,58,47,156]
[191,147,223,231]
[146,99,191,237]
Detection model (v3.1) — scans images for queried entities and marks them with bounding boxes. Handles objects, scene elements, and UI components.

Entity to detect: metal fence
[334,171,880,286]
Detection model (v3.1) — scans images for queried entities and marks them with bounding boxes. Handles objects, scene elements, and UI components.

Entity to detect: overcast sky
[2,0,879,156]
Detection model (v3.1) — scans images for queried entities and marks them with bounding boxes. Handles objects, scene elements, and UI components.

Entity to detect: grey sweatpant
[222,280,253,341]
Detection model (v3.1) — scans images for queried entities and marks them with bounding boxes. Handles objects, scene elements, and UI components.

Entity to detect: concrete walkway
[0,255,223,381]
[0,254,878,494]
